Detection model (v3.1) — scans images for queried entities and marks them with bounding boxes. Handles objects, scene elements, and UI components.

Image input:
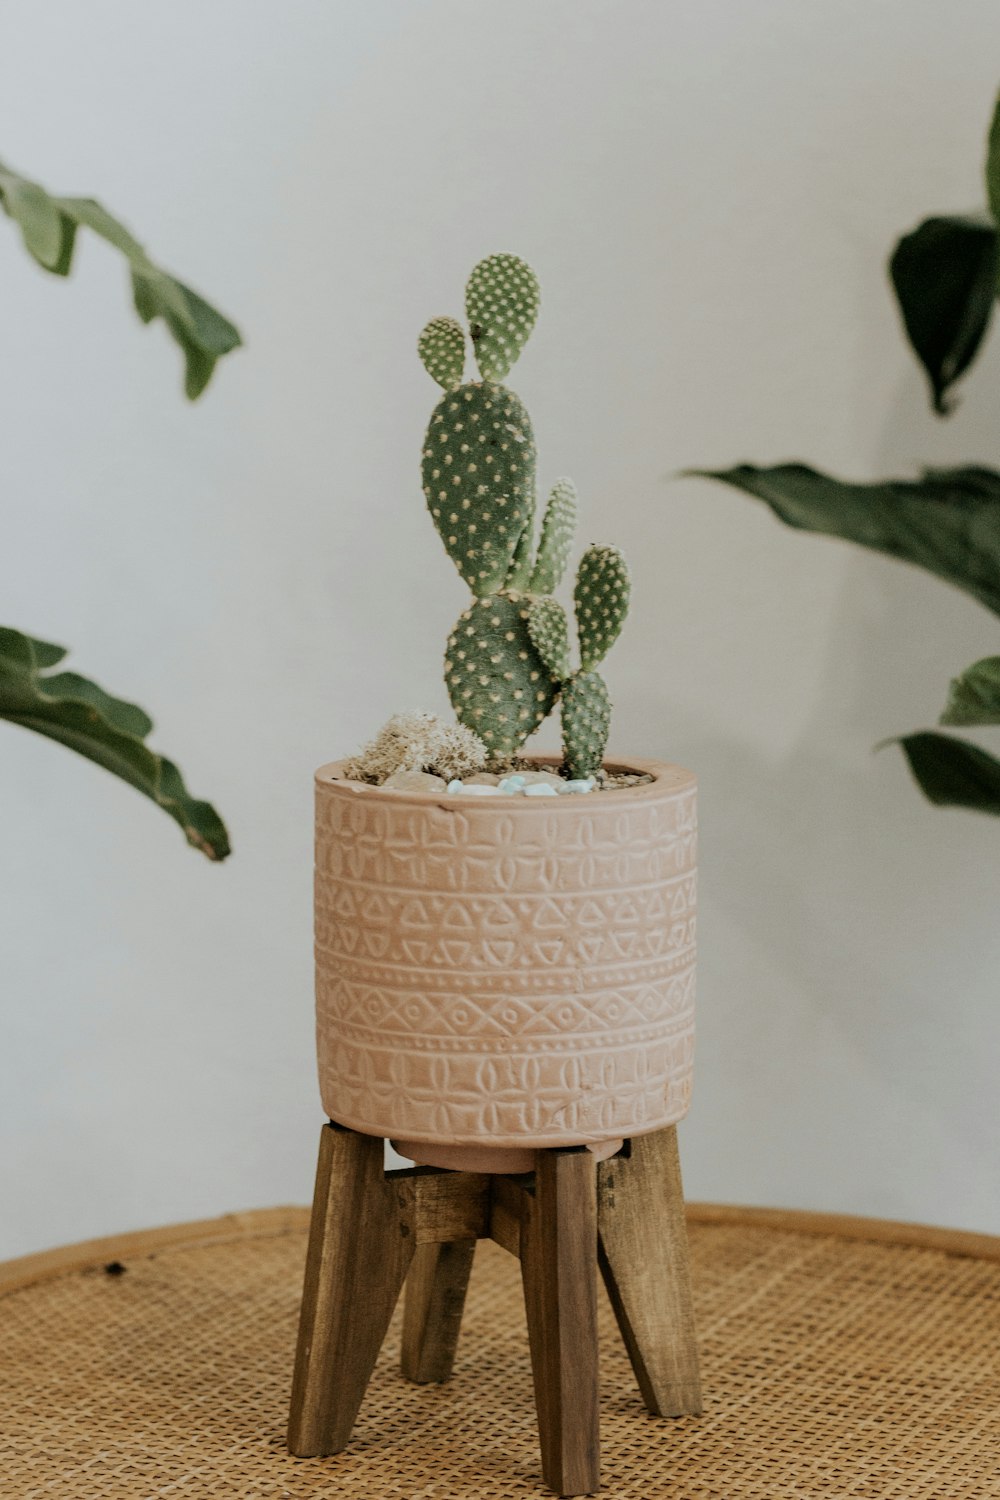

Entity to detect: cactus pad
[527,596,571,681]
[423,381,536,592]
[418,316,466,389]
[445,592,557,758]
[574,543,631,671]
[561,670,611,780]
[503,495,537,590]
[529,477,578,595]
[466,253,540,382]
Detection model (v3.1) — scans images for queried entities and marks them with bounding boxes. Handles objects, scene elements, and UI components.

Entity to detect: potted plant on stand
[289,256,701,1498]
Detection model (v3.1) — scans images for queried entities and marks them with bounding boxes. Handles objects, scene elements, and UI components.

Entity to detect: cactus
[418,315,466,390]
[466,253,540,382]
[526,594,571,682]
[526,543,631,779]
[422,381,536,593]
[574,543,631,670]
[419,255,632,773]
[528,478,578,595]
[445,593,556,758]
[561,672,612,780]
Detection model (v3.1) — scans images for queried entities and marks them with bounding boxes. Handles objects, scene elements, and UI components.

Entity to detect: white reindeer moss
[345,711,488,785]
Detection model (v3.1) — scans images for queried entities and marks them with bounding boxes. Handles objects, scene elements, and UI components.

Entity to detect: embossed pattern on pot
[315,758,696,1150]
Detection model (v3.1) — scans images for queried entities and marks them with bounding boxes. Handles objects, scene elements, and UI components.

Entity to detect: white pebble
[563,779,596,794]
[523,783,558,797]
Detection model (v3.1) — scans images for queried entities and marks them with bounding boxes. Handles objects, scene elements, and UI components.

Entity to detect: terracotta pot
[314,755,696,1173]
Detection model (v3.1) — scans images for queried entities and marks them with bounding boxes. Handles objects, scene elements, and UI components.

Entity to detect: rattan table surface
[1,1202,998,1499]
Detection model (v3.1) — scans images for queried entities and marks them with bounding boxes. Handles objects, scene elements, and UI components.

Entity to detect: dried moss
[344,711,488,786]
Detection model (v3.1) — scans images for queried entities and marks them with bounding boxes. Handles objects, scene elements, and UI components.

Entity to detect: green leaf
[0,162,241,399]
[690,463,1000,617]
[940,656,1000,726]
[888,215,998,415]
[0,169,64,267]
[0,625,230,859]
[892,730,1000,817]
[985,88,1000,239]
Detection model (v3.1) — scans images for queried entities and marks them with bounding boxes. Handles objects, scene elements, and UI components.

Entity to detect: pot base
[392,1136,624,1174]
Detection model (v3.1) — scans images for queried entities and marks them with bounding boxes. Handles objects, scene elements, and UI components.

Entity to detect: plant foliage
[0,159,241,399]
[0,627,229,859]
[692,88,1000,818]
[1,155,237,854]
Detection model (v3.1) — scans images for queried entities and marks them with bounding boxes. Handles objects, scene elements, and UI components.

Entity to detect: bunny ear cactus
[466,253,540,382]
[422,381,536,592]
[575,544,631,669]
[418,315,465,391]
[445,593,556,758]
[527,543,631,779]
[421,254,631,770]
[564,544,630,777]
[528,478,578,594]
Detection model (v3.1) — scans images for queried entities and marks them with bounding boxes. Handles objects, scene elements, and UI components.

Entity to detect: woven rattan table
[2,1203,998,1498]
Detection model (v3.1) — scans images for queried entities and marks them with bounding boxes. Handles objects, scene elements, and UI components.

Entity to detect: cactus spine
[420,255,631,772]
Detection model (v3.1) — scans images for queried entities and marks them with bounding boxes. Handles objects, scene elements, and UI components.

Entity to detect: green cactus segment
[466,253,540,382]
[527,596,571,681]
[574,543,631,671]
[418,315,466,389]
[561,670,611,780]
[529,477,578,595]
[445,593,557,759]
[503,493,537,590]
[422,381,536,591]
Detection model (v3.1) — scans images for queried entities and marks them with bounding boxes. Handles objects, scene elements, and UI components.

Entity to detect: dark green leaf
[940,656,1000,725]
[21,633,68,669]
[690,463,1000,616]
[0,625,229,859]
[985,89,1000,239]
[893,730,1000,816]
[889,215,998,414]
[0,161,241,399]
[38,672,154,740]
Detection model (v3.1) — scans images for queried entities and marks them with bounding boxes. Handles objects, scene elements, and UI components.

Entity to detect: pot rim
[315,752,695,806]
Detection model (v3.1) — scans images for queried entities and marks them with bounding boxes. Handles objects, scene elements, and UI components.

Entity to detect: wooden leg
[597,1126,701,1417]
[287,1124,414,1456]
[520,1149,600,1497]
[401,1239,476,1383]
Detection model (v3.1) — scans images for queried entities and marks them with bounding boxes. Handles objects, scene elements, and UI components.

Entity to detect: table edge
[2,1199,998,1297]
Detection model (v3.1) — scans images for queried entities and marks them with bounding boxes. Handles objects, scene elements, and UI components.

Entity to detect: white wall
[3,0,1000,1260]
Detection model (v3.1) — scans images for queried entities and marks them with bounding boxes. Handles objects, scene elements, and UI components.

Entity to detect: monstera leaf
[0,626,229,859]
[889,215,999,415]
[0,159,241,398]
[692,463,1000,617]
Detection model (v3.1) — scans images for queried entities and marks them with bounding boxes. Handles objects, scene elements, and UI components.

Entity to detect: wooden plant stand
[287,1122,701,1497]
